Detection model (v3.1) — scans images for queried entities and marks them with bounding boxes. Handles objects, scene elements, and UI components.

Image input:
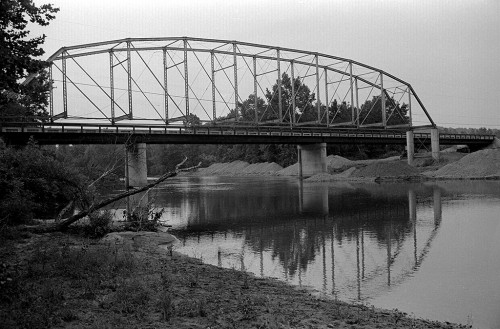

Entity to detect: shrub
[86,210,113,237]
[123,203,164,232]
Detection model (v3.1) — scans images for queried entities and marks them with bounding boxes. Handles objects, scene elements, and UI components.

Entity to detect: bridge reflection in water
[152,178,446,303]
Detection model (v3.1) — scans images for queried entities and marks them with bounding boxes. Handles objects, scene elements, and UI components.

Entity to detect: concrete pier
[126,143,148,210]
[431,128,440,161]
[406,131,415,166]
[297,143,327,178]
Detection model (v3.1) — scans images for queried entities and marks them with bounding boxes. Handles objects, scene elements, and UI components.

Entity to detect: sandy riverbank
[186,148,500,182]
[0,230,469,328]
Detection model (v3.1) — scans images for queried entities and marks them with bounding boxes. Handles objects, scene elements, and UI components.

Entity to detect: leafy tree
[55,144,125,189]
[327,99,354,125]
[0,0,59,120]
[265,72,316,123]
[237,94,267,123]
[0,140,86,224]
[357,95,409,126]
[183,113,201,126]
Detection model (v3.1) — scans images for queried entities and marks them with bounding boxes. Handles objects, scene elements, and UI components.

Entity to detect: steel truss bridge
[1,37,495,146]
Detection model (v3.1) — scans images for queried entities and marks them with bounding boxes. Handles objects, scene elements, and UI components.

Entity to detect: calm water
[121,177,500,328]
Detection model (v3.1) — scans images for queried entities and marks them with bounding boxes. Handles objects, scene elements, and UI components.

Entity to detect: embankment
[0,230,469,328]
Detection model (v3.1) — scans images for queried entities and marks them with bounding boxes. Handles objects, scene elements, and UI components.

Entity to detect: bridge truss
[29,37,435,129]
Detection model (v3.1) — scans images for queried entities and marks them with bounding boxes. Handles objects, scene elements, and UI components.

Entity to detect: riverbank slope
[0,230,468,328]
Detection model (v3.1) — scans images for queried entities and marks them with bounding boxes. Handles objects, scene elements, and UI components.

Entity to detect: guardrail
[0,122,495,141]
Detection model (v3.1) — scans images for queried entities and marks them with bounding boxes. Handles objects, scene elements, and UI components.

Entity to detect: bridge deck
[0,122,495,147]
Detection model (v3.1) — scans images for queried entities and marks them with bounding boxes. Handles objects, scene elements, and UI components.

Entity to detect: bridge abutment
[297,143,327,178]
[126,143,148,210]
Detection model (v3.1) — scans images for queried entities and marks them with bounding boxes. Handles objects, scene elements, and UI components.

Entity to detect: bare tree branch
[27,160,201,233]
[55,200,74,223]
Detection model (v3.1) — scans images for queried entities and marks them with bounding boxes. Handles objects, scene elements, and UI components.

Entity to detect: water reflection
[153,178,452,302]
[114,178,500,328]
[299,180,329,214]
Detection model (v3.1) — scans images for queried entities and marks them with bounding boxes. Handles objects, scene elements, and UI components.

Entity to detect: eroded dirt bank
[0,231,468,328]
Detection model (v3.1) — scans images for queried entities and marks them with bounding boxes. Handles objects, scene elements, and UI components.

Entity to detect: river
[114,177,500,328]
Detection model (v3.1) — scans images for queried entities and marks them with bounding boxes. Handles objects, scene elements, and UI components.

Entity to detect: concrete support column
[297,143,327,178]
[126,143,148,210]
[431,128,440,161]
[406,131,415,166]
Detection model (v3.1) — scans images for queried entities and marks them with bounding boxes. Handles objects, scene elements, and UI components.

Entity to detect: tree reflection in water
[154,177,474,302]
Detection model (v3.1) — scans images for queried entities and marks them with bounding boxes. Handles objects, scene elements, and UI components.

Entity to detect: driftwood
[28,158,200,233]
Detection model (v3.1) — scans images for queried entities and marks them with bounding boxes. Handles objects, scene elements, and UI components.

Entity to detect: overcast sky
[32,0,500,129]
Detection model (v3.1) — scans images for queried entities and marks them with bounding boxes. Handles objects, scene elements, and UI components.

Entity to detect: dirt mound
[424,148,500,179]
[351,161,419,178]
[240,162,283,175]
[353,156,400,165]
[326,155,354,172]
[194,161,283,176]
[276,163,299,176]
[196,160,249,176]
[275,155,353,176]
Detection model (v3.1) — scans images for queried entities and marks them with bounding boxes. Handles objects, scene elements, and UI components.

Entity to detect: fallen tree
[27,158,200,233]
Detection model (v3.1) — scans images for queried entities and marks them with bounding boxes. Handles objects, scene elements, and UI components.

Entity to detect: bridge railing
[0,121,495,142]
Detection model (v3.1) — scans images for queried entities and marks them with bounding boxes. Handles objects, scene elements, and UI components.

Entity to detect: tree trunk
[27,159,199,233]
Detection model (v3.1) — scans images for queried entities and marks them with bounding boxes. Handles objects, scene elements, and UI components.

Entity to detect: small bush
[86,210,113,237]
[123,206,164,232]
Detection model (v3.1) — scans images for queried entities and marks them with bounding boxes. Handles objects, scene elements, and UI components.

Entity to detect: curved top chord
[26,37,436,128]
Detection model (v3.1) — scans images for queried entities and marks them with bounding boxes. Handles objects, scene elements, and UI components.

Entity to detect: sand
[276,163,300,176]
[193,148,500,181]
[326,155,355,172]
[193,161,283,176]
[424,148,500,179]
